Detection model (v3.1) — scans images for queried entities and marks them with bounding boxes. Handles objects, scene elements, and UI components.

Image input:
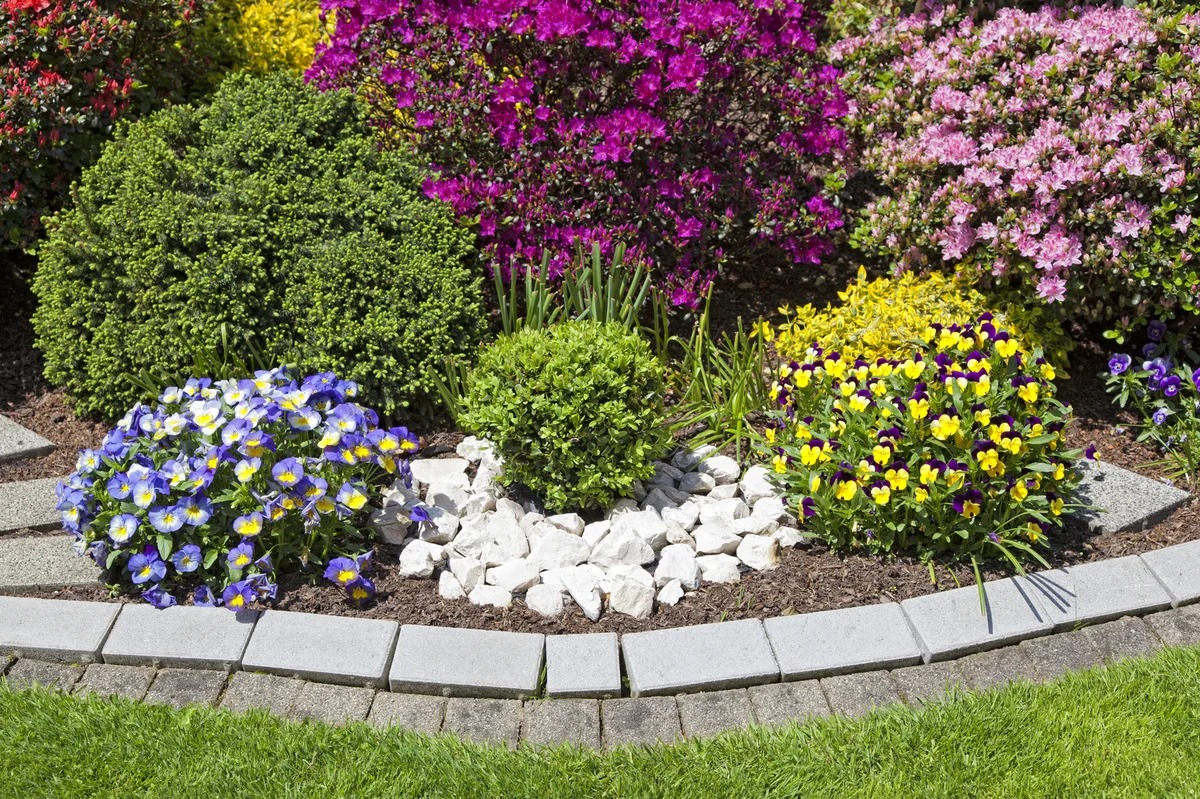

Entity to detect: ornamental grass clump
[765,315,1093,567]
[306,0,848,308]
[835,4,1200,337]
[56,369,422,610]
[459,321,670,512]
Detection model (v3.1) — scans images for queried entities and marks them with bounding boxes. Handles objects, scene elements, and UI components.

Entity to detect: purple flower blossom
[1161,375,1182,398]
[1108,354,1132,375]
[1147,320,1168,342]
[1153,408,1169,426]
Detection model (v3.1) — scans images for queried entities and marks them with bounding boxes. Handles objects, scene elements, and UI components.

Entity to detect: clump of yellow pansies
[761,313,1094,566]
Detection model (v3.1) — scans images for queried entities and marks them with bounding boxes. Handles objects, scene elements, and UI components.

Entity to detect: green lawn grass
[3,646,1200,799]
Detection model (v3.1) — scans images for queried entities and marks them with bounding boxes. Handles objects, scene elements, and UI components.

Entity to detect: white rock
[382,480,422,509]
[607,498,640,517]
[736,534,780,571]
[677,472,716,495]
[456,436,494,463]
[696,554,741,583]
[538,566,575,592]
[649,461,684,486]
[495,497,525,519]
[438,571,466,600]
[529,530,592,571]
[603,563,655,590]
[369,506,410,546]
[410,458,470,487]
[751,496,790,523]
[486,558,541,593]
[654,544,701,589]
[582,520,611,548]
[447,514,491,558]
[547,513,585,536]
[519,512,546,534]
[460,492,498,517]
[562,565,603,621]
[612,509,669,551]
[468,584,512,608]
[398,540,445,578]
[661,502,699,531]
[524,521,561,548]
[773,526,807,549]
[426,482,470,516]
[672,445,716,472]
[698,498,750,527]
[449,556,485,592]
[525,584,564,617]
[731,514,779,537]
[697,455,740,485]
[472,462,504,498]
[418,506,459,544]
[608,580,655,619]
[588,529,655,569]
[738,465,779,507]
[708,483,740,500]
[657,580,685,606]
[664,521,696,548]
[487,512,529,560]
[693,523,741,555]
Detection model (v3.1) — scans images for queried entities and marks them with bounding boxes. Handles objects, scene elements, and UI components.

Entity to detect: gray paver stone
[389,625,544,698]
[74,663,156,700]
[957,646,1038,692]
[746,681,830,727]
[545,633,620,698]
[242,610,398,687]
[890,661,966,705]
[289,681,375,725]
[442,698,522,748]
[600,697,682,748]
[368,693,447,734]
[0,414,54,462]
[1027,556,1173,631]
[220,671,304,715]
[521,699,601,748]
[1143,606,1200,647]
[1073,460,1189,535]
[0,595,119,662]
[676,688,756,738]
[821,670,901,717]
[0,477,60,532]
[4,658,83,691]
[144,668,227,708]
[0,535,100,588]
[1017,629,1106,683]
[102,604,258,670]
[764,602,921,679]
[621,619,779,697]
[1084,617,1164,664]
[900,577,1052,662]
[1139,540,1200,607]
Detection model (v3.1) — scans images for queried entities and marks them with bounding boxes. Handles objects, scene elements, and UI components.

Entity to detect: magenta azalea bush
[306,0,848,307]
[835,4,1200,338]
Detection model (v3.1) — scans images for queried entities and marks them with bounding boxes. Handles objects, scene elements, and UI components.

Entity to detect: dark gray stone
[442,698,522,748]
[1140,540,1200,607]
[1143,606,1200,647]
[0,477,60,532]
[1027,557,1173,631]
[242,610,398,687]
[289,682,375,725]
[763,602,921,679]
[0,595,120,663]
[74,663,156,700]
[676,689,756,738]
[521,699,601,748]
[220,671,304,715]
[820,670,901,717]
[621,619,780,697]
[102,604,258,671]
[4,659,83,691]
[0,414,54,463]
[144,668,227,709]
[1084,617,1164,664]
[957,646,1038,691]
[0,535,100,589]
[746,681,830,727]
[900,577,1052,662]
[890,661,966,705]
[1017,629,1105,683]
[545,633,620,698]
[367,693,446,734]
[600,696,682,748]
[1073,460,1189,535]
[389,625,544,699]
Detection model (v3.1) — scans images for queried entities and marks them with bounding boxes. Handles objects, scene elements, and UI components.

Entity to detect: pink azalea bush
[305,0,848,307]
[835,4,1200,338]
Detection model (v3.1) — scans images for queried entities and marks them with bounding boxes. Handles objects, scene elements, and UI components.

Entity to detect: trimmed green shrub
[33,72,481,420]
[460,321,671,513]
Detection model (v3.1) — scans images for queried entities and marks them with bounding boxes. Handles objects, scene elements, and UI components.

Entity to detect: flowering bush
[56,369,421,610]
[764,315,1091,563]
[1,0,208,250]
[199,0,327,77]
[1105,322,1200,479]
[774,268,1071,369]
[306,0,849,307]
[835,4,1200,337]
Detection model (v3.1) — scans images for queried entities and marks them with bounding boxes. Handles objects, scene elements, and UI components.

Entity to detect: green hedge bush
[32,72,481,420]
[459,321,670,513]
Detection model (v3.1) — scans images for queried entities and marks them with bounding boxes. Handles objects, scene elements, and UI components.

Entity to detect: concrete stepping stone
[1139,539,1200,607]
[288,682,375,725]
[820,670,901,717]
[442,698,522,748]
[0,595,119,662]
[521,698,601,748]
[746,681,830,726]
[1017,629,1106,683]
[545,632,620,698]
[0,414,54,463]
[4,658,83,691]
[900,577,1053,662]
[1143,606,1200,647]
[75,663,156,701]
[102,604,259,671]
[0,535,100,589]
[0,477,61,533]
[1026,556,1173,631]
[890,661,965,705]
[367,693,447,734]
[956,646,1038,691]
[388,625,544,698]
[221,671,304,715]
[1083,617,1164,664]
[144,668,227,709]
[600,696,682,748]
[621,619,780,697]
[242,610,398,688]
[1073,460,1190,535]
[676,688,756,738]
[763,602,922,680]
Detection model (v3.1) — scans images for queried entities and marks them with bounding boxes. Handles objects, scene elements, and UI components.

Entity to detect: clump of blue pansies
[57,368,425,610]
[1104,320,1200,480]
